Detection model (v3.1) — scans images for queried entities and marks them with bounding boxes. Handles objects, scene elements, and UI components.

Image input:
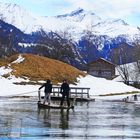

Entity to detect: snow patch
[0,66,12,76]
[0,77,37,96]
[18,43,36,48]
[11,54,25,64]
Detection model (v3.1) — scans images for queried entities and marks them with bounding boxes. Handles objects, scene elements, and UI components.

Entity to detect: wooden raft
[37,91,76,109]
[38,101,74,109]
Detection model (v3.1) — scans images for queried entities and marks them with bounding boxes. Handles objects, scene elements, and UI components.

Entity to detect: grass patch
[1,53,86,84]
[99,91,140,96]
[13,81,44,85]
[0,58,8,66]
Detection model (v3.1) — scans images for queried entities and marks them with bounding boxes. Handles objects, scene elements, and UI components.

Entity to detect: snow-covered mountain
[0,2,140,68]
[0,2,41,33]
[0,2,140,40]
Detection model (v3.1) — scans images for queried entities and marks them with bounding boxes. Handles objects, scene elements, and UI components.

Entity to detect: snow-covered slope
[0,67,139,99]
[75,75,140,99]
[93,19,140,38]
[0,2,140,40]
[0,55,139,98]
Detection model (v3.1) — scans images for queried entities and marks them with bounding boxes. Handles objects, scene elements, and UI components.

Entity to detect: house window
[102,71,112,77]
[90,71,98,76]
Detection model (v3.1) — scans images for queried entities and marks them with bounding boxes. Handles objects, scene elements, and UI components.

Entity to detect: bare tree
[111,43,131,84]
[111,42,140,84]
[131,42,140,82]
[117,64,130,84]
[130,61,140,82]
[133,42,140,62]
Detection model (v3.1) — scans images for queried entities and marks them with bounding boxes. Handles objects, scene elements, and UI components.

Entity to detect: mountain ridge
[0,2,140,68]
[0,2,140,39]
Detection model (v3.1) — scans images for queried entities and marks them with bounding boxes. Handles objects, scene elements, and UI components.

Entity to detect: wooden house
[87,58,116,79]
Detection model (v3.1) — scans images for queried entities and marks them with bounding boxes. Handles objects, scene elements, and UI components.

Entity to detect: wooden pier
[52,86,90,97]
[37,86,93,109]
[38,86,92,102]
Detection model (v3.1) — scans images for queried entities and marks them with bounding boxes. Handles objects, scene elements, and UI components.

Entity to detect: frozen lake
[0,97,140,140]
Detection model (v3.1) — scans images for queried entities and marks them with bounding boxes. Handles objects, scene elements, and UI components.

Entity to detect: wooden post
[38,90,41,102]
[58,87,60,97]
[81,89,83,98]
[75,89,77,97]
[87,89,90,98]
[53,88,55,96]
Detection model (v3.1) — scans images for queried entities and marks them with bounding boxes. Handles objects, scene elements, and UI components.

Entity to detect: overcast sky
[0,0,140,26]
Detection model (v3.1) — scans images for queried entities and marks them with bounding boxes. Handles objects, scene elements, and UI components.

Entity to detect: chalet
[87,58,116,79]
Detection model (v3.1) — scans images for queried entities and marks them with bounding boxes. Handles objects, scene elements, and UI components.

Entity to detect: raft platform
[38,101,74,110]
[37,86,94,109]
[50,96,95,102]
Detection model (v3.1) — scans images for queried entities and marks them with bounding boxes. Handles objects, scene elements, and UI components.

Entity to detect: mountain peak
[115,19,128,26]
[70,8,84,16]
[0,2,39,33]
[56,8,85,18]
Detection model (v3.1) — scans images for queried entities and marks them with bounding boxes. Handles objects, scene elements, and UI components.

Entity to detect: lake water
[0,97,140,140]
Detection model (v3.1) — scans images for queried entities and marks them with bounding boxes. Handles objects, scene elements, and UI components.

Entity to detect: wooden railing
[38,86,90,102]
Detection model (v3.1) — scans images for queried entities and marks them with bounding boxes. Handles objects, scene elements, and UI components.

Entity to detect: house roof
[88,58,115,66]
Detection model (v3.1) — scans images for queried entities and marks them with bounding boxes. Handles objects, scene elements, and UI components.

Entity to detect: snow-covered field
[0,54,139,100]
[0,71,139,100]
[75,75,140,100]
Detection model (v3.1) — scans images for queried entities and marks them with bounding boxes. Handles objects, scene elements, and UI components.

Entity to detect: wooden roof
[88,58,115,66]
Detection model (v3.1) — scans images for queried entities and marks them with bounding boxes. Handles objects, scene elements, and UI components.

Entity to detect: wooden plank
[38,102,74,109]
[50,96,95,102]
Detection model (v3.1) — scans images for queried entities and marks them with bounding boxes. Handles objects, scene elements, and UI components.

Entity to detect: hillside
[0,54,139,97]
[0,54,85,84]
[0,3,140,69]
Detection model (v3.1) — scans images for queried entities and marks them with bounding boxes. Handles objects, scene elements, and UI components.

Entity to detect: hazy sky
[0,0,140,26]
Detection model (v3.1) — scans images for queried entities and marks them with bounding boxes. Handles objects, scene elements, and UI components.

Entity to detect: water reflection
[37,109,52,127]
[0,98,140,139]
[0,116,23,138]
[37,108,71,130]
[59,109,69,129]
